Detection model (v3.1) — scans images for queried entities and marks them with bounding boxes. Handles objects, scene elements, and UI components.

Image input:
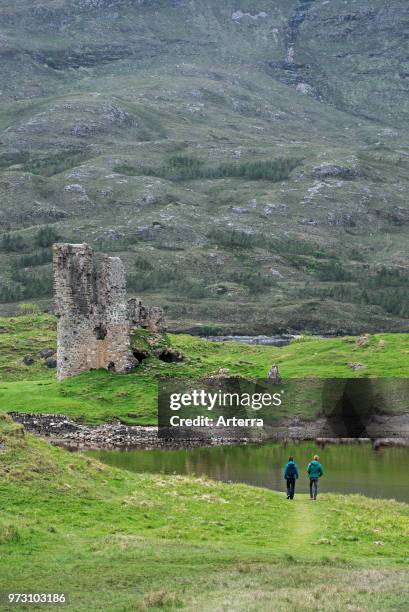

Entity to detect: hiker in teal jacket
[283,456,299,499]
[307,455,324,500]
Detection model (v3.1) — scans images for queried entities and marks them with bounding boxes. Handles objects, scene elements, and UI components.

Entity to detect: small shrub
[17,303,40,315]
[315,261,351,282]
[35,226,60,248]
[199,325,224,336]
[166,154,204,180]
[172,279,207,298]
[366,266,409,288]
[134,257,154,271]
[0,282,22,302]
[22,149,91,177]
[114,157,301,183]
[205,157,300,181]
[0,270,53,302]
[231,271,275,293]
[207,228,267,249]
[137,589,182,610]
[127,268,182,293]
[290,335,311,344]
[0,524,21,544]
[0,233,27,252]
[113,163,140,176]
[16,249,52,268]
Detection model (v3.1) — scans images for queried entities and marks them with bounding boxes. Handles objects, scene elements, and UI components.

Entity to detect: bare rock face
[53,243,165,380]
[313,164,359,179]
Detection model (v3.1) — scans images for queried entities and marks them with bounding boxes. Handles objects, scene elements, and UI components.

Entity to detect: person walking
[283,456,299,499]
[307,454,324,500]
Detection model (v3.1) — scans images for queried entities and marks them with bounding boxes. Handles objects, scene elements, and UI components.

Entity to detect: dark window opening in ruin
[132,349,149,363]
[108,361,116,372]
[94,324,107,340]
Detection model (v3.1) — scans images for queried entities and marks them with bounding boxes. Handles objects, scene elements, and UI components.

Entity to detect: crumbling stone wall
[127,298,166,333]
[53,243,131,380]
[53,243,165,380]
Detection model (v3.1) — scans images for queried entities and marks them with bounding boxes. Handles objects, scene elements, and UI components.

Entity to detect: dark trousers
[309,478,318,499]
[286,477,296,499]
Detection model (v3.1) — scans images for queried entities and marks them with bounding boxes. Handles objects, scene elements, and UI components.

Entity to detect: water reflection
[88,442,409,502]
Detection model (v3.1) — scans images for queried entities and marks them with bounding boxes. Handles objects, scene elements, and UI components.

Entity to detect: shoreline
[9,412,409,451]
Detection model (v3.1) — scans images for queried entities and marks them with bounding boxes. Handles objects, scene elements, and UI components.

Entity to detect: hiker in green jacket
[307,455,324,500]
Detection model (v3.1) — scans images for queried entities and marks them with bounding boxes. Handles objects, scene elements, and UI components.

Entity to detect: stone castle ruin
[53,243,165,381]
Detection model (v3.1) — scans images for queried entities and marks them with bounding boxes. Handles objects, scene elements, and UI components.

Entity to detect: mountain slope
[0,0,408,333]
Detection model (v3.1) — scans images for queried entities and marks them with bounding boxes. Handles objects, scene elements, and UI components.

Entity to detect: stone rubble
[9,412,409,450]
[9,413,260,450]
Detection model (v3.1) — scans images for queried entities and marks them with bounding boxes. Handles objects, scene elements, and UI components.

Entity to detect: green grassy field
[0,414,408,611]
[1,314,409,424]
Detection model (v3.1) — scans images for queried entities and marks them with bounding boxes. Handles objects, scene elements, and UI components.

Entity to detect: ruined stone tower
[53,244,133,380]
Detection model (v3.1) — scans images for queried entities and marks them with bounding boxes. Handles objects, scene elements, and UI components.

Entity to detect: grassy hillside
[0,1,408,333]
[0,414,408,610]
[1,314,409,424]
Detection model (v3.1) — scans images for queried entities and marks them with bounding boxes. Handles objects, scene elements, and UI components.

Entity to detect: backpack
[286,463,295,478]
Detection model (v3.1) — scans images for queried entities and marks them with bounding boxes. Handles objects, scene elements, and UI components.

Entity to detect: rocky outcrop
[313,164,359,180]
[269,0,317,93]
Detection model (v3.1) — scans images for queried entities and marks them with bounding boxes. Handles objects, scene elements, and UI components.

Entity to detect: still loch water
[89,442,409,503]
